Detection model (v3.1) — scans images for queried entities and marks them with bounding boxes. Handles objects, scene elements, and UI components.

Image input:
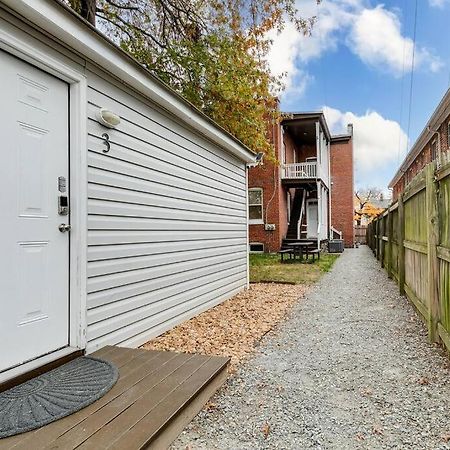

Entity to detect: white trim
[2,0,255,164]
[0,26,88,376]
[248,187,264,225]
[0,347,78,384]
[249,242,265,253]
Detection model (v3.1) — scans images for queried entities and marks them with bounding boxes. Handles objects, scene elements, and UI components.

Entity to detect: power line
[397,0,408,165]
[406,0,418,154]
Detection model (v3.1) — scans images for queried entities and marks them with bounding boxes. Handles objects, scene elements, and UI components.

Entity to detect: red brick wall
[330,137,354,247]
[392,112,450,201]
[248,121,284,253]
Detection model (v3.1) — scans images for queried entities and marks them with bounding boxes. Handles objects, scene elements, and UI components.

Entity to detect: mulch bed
[141,283,308,372]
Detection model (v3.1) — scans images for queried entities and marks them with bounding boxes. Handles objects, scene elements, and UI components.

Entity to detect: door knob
[58,223,71,233]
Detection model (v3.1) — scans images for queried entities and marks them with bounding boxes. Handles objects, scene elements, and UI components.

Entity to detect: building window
[249,242,264,253]
[431,139,437,160]
[248,188,263,224]
[448,122,450,149]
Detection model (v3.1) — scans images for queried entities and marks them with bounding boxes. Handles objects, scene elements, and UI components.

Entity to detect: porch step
[1,346,229,450]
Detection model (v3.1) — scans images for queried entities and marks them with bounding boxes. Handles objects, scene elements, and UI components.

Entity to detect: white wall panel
[86,73,248,350]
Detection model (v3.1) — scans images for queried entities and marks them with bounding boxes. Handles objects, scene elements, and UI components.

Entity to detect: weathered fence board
[367,159,450,351]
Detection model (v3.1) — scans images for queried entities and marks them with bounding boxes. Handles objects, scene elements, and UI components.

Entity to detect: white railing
[282,162,317,179]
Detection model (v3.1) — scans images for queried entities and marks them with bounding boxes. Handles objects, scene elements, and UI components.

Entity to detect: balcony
[282,162,317,180]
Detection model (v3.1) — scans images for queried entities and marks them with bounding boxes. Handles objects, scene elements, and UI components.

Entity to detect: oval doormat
[0,356,119,438]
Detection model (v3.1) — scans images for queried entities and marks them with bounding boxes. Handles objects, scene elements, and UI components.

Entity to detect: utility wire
[406,0,418,154]
[397,0,408,165]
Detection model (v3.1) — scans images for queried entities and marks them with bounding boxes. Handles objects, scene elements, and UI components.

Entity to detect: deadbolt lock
[58,195,69,216]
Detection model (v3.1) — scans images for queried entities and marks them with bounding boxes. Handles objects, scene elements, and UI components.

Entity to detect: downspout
[328,140,332,241]
[245,166,250,288]
[316,122,321,250]
[264,121,279,243]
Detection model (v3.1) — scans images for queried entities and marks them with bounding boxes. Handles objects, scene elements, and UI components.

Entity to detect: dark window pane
[249,205,262,220]
[248,189,262,205]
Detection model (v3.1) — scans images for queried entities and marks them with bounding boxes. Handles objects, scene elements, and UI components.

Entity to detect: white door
[0,51,70,373]
[307,200,318,238]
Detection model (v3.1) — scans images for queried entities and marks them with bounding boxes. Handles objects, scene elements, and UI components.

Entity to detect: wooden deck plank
[109,357,229,450]
[0,347,229,450]
[76,355,211,449]
[5,350,169,450]
[49,353,197,449]
[148,363,228,450]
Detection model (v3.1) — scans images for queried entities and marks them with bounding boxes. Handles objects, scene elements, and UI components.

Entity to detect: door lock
[58,223,71,233]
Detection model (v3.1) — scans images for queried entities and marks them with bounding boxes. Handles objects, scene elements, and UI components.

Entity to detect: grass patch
[249,252,340,284]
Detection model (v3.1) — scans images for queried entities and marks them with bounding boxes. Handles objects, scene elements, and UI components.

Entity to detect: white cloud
[429,0,450,8]
[265,0,442,97]
[323,106,408,188]
[348,6,443,76]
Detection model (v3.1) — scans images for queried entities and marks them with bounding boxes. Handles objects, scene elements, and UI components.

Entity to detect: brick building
[330,128,355,247]
[248,112,354,252]
[390,88,450,200]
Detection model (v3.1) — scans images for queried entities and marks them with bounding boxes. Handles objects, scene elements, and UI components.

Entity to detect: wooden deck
[0,346,229,449]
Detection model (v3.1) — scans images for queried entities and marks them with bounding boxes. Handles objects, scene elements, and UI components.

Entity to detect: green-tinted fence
[367,160,450,350]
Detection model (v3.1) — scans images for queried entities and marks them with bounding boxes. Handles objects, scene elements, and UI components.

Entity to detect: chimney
[347,123,353,136]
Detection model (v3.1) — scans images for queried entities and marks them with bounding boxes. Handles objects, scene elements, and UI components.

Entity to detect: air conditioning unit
[328,239,344,253]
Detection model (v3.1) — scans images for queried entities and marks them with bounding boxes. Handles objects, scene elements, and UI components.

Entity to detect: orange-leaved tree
[65,0,319,157]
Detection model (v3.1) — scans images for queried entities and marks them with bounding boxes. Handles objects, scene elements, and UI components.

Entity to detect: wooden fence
[355,225,367,244]
[367,160,450,350]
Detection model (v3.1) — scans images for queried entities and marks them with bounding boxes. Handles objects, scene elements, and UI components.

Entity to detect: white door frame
[0,27,87,381]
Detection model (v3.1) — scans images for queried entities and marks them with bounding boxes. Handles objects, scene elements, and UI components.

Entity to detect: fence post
[387,208,393,279]
[374,218,378,259]
[380,215,385,267]
[398,194,405,296]
[426,163,440,342]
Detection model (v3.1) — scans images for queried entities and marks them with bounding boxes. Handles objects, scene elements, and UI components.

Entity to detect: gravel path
[174,246,450,450]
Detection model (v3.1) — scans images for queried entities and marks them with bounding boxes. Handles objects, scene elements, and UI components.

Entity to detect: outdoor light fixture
[97,107,121,128]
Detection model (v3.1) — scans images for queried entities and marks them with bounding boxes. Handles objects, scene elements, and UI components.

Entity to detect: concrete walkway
[174,247,450,449]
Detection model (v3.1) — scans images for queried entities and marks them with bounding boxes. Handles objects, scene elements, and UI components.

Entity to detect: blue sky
[266,0,450,193]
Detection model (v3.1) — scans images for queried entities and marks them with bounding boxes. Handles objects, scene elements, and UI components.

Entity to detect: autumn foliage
[66,0,319,156]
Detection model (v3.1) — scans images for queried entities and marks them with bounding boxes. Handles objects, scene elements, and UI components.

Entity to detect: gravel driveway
[173,246,450,450]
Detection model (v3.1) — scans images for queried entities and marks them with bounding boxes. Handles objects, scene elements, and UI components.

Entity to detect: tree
[354,188,386,225]
[65,0,318,156]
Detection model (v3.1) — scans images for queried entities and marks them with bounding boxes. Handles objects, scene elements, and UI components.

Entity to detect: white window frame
[448,122,450,148]
[249,242,264,253]
[431,139,438,160]
[248,187,264,224]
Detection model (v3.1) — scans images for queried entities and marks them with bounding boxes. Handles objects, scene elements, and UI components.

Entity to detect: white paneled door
[0,51,70,373]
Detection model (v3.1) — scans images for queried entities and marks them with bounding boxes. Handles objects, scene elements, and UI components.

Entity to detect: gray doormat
[0,356,119,439]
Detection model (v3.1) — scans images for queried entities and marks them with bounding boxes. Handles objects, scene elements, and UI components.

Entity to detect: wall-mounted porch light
[97,108,121,128]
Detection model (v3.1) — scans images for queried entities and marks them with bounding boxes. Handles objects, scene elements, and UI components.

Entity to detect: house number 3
[102,133,111,153]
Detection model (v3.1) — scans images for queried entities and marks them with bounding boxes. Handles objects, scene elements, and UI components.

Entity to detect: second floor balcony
[282,161,317,180]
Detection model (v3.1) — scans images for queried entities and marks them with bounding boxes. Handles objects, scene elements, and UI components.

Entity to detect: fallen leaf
[355,433,365,441]
[418,376,430,385]
[372,424,384,436]
[262,422,270,439]
[442,432,450,442]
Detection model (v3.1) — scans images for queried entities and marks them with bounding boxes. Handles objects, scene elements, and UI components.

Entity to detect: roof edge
[389,87,450,188]
[4,0,256,163]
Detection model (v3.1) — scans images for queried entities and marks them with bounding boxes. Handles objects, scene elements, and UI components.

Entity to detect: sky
[266,0,450,194]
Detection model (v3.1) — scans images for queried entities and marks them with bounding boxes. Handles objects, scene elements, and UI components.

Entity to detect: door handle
[58,223,71,233]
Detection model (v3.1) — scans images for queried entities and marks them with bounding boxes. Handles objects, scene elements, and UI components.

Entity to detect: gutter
[389,87,450,188]
[3,0,256,164]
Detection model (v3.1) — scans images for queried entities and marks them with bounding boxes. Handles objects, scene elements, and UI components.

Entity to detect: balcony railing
[282,162,317,179]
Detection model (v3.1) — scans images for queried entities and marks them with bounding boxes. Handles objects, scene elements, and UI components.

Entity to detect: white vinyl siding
[85,72,248,352]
